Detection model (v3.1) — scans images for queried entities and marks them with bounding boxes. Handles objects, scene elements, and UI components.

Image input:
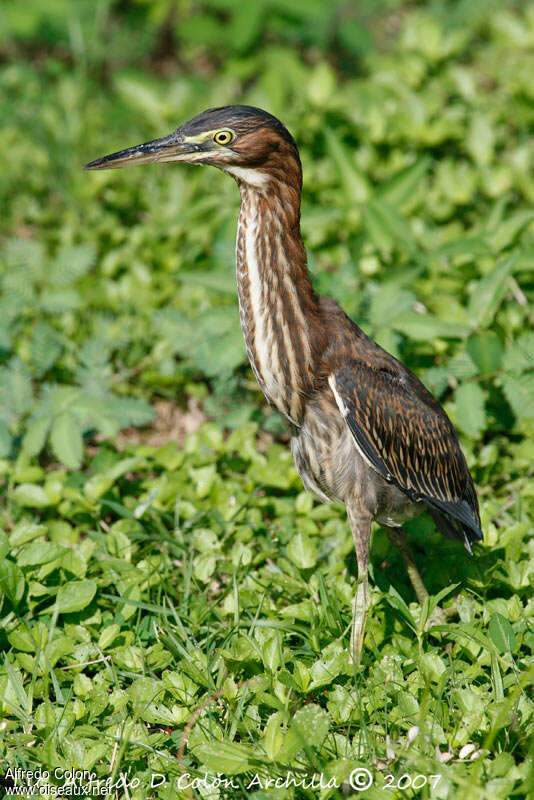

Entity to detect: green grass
[0,2,533,798]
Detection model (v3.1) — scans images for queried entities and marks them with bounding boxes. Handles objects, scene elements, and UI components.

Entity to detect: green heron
[85,106,482,663]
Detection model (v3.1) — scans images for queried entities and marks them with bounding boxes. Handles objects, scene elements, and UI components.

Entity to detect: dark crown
[181,105,296,147]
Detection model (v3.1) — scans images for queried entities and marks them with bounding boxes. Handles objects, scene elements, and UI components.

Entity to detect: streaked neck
[234,176,319,425]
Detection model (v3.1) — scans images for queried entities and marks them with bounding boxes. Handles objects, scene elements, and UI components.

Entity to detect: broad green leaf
[49,413,83,469]
[192,329,245,376]
[0,560,25,606]
[106,522,138,561]
[420,653,447,683]
[7,628,37,653]
[0,322,10,351]
[98,624,121,650]
[292,703,329,748]
[467,255,517,327]
[424,582,460,626]
[420,366,449,398]
[140,702,181,726]
[363,198,416,255]
[488,209,534,252]
[488,613,516,653]
[504,332,534,374]
[455,382,486,437]
[466,113,494,166]
[13,484,51,508]
[491,652,504,702]
[293,661,310,692]
[324,128,370,203]
[61,549,87,578]
[377,156,430,208]
[3,237,45,275]
[190,464,216,498]
[56,580,97,613]
[445,352,478,381]
[338,17,373,55]
[107,397,154,428]
[105,457,144,483]
[308,646,347,690]
[180,269,236,294]
[30,322,62,377]
[392,312,469,341]
[38,384,79,416]
[46,635,74,667]
[262,634,282,673]
[228,2,264,54]
[40,288,81,313]
[383,587,417,632]
[73,674,93,697]
[9,523,47,547]
[18,541,64,567]
[195,741,255,774]
[22,417,50,457]
[263,712,285,761]
[83,474,113,501]
[431,622,496,654]
[434,236,491,259]
[286,533,317,569]
[113,76,166,121]
[3,656,28,715]
[192,528,219,553]
[502,374,534,420]
[0,420,12,457]
[466,331,503,375]
[193,553,217,582]
[154,308,245,377]
[368,284,416,327]
[249,458,291,489]
[49,244,96,286]
[0,357,33,425]
[113,645,144,672]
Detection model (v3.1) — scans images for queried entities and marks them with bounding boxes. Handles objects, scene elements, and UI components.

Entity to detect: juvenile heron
[85,106,482,663]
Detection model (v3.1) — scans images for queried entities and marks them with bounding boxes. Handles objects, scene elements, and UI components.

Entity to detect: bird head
[84,105,300,189]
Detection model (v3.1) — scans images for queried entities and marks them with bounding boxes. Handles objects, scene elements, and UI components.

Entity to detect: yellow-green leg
[384,525,455,623]
[351,570,370,664]
[384,525,429,603]
[347,505,372,665]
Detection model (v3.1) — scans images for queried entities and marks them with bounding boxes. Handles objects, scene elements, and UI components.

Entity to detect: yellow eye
[214,129,234,145]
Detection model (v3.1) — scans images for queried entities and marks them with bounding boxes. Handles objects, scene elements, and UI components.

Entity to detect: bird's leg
[384,526,454,624]
[347,504,372,665]
[384,525,428,604]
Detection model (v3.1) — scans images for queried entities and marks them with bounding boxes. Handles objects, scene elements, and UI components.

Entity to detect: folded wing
[329,359,482,553]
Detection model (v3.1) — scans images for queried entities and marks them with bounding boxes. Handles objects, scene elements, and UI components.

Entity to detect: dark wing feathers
[330,360,482,551]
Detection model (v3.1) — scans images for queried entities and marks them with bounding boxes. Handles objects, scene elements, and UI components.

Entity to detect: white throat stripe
[226,166,270,188]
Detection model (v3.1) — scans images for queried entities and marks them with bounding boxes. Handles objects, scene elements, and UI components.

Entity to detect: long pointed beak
[83,131,203,170]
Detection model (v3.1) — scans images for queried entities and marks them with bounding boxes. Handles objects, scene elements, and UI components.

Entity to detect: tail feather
[427,498,482,555]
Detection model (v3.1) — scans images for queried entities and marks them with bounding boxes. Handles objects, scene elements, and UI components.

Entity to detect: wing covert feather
[329,362,481,540]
